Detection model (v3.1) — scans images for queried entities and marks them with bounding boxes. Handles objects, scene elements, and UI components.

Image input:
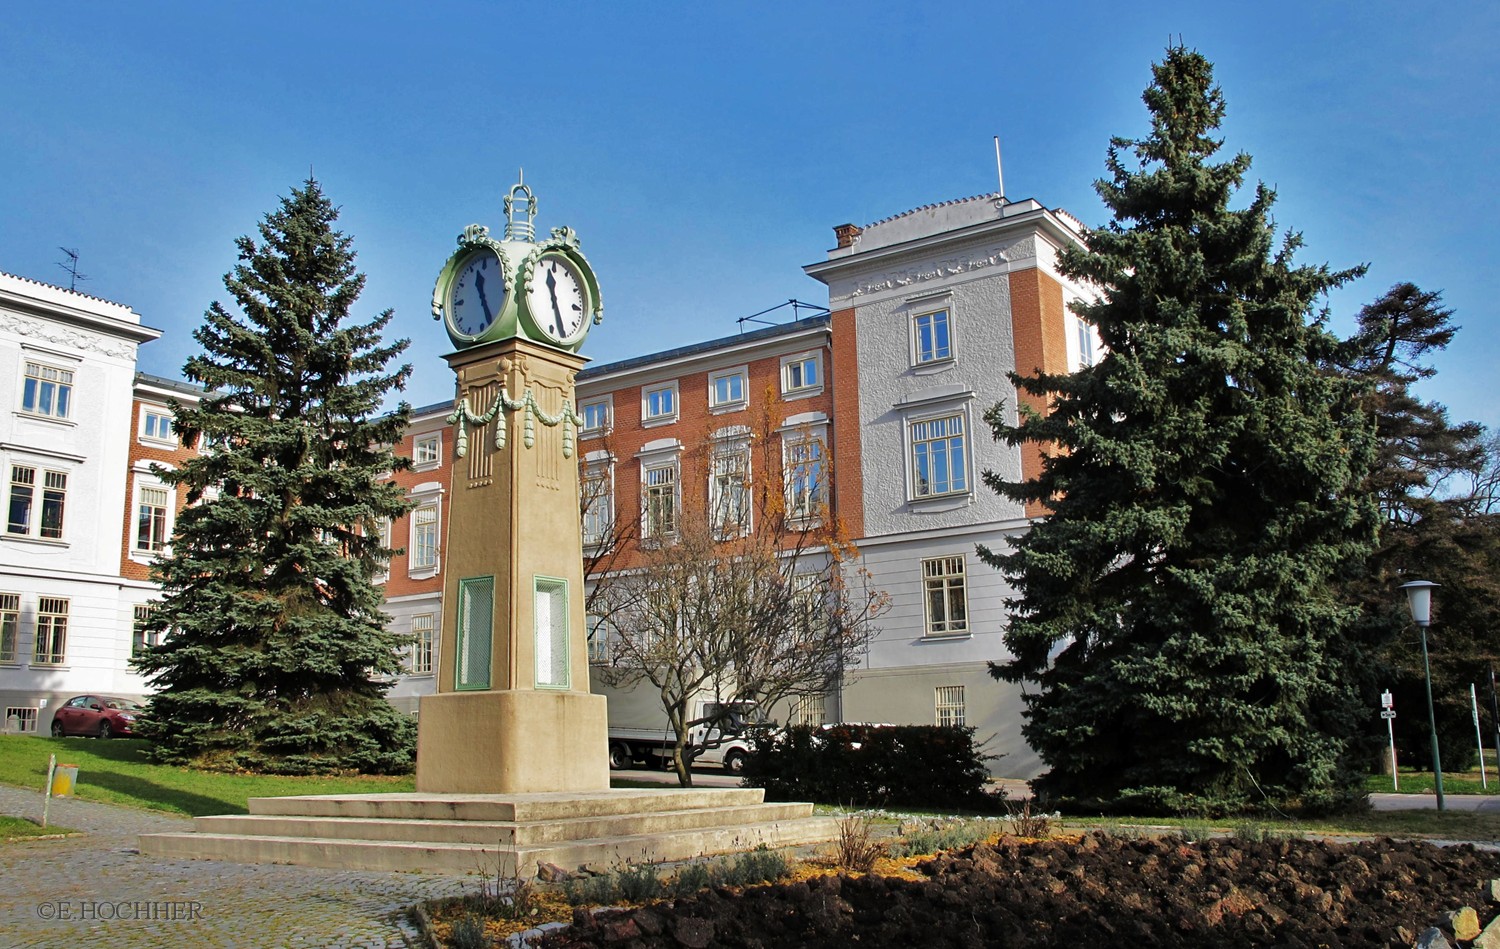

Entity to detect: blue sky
[3,2,1495,430]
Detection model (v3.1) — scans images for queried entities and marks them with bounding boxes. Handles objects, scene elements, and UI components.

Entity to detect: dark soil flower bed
[540,833,1500,948]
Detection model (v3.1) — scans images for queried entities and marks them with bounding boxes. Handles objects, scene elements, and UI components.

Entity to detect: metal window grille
[936,685,966,728]
[34,597,68,665]
[5,707,37,733]
[456,577,493,690]
[791,694,826,727]
[0,593,17,662]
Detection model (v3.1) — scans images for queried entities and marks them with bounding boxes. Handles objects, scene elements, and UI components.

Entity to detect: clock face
[526,254,588,344]
[447,249,505,339]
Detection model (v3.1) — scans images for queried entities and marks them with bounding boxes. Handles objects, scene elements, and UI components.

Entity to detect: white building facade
[0,273,161,733]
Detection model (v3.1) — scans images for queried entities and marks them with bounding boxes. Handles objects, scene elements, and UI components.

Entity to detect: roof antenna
[56,247,87,291]
[993,136,1006,207]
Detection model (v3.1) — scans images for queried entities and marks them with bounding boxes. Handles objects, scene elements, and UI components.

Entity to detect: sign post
[1473,683,1488,790]
[1381,690,1398,791]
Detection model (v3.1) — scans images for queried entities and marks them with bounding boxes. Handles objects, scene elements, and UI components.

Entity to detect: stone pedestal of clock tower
[414,336,610,794]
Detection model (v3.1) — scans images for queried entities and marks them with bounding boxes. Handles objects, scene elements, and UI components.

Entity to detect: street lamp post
[1401,579,1445,812]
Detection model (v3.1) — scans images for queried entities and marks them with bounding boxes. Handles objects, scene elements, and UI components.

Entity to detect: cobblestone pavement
[0,785,474,948]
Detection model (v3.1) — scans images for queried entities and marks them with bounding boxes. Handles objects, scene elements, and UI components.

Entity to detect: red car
[50,695,141,739]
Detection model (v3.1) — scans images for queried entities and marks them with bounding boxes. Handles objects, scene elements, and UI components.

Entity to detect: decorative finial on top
[503,172,538,242]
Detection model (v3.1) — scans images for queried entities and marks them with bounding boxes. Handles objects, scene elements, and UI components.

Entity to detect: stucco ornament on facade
[0,311,136,359]
[845,236,1036,300]
[448,358,582,459]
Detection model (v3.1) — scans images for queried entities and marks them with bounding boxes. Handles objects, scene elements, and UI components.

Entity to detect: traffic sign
[1380,710,1397,720]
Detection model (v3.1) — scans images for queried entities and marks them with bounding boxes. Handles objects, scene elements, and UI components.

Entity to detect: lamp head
[1400,579,1440,627]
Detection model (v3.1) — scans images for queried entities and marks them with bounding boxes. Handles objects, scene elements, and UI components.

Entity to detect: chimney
[833,223,863,249]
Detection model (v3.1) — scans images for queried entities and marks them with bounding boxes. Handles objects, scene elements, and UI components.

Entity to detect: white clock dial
[527,255,588,343]
[448,250,503,338]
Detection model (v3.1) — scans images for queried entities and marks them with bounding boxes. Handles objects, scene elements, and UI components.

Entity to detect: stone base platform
[137,787,839,876]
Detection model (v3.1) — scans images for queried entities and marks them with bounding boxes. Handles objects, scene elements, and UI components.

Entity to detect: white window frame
[708,366,749,413]
[581,452,615,549]
[907,410,970,501]
[19,359,75,421]
[709,430,752,538]
[0,593,17,663]
[132,603,159,657]
[641,381,679,426]
[642,460,679,540]
[579,397,612,439]
[922,554,969,637]
[409,613,436,675]
[373,517,392,584]
[132,480,173,558]
[6,463,69,541]
[33,596,68,665]
[779,351,823,399]
[139,406,177,445]
[412,432,442,470]
[911,304,955,367]
[637,438,682,543]
[406,482,444,579]
[586,613,613,665]
[780,416,828,525]
[936,685,966,728]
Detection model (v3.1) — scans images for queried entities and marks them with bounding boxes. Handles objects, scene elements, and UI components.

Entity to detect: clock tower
[416,179,609,793]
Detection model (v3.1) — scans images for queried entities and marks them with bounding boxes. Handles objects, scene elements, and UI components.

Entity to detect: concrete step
[139,815,843,876]
[246,787,766,822]
[193,801,815,847]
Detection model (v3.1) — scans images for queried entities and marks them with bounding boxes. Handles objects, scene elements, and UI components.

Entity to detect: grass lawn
[0,735,415,817]
[1365,770,1499,796]
[0,814,76,839]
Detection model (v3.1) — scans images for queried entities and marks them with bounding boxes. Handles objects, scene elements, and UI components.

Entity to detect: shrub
[745,723,995,809]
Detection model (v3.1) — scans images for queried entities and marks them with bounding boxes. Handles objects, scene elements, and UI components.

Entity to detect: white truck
[606,699,756,774]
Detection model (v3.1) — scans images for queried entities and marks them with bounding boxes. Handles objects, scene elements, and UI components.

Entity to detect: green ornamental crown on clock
[433,177,603,351]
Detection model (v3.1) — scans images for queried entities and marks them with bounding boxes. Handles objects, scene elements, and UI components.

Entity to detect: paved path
[1371,791,1500,812]
[0,785,472,948]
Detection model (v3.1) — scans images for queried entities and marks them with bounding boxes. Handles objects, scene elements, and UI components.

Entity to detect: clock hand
[475,270,494,324]
[545,268,565,336]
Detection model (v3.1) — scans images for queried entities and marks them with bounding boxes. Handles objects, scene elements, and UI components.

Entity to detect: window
[936,685,966,727]
[21,362,73,419]
[410,613,435,674]
[580,399,611,437]
[372,517,392,583]
[5,706,37,733]
[710,444,750,537]
[791,694,826,727]
[914,308,953,364]
[1076,316,1097,368]
[581,463,613,547]
[586,614,612,664]
[410,505,439,572]
[7,466,67,540]
[413,433,441,467]
[910,414,967,498]
[709,368,748,412]
[784,436,825,521]
[643,461,678,539]
[781,352,821,395]
[135,485,170,553]
[922,555,969,636]
[140,409,175,443]
[132,604,157,657]
[34,596,67,664]
[0,593,16,662]
[642,383,678,424]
